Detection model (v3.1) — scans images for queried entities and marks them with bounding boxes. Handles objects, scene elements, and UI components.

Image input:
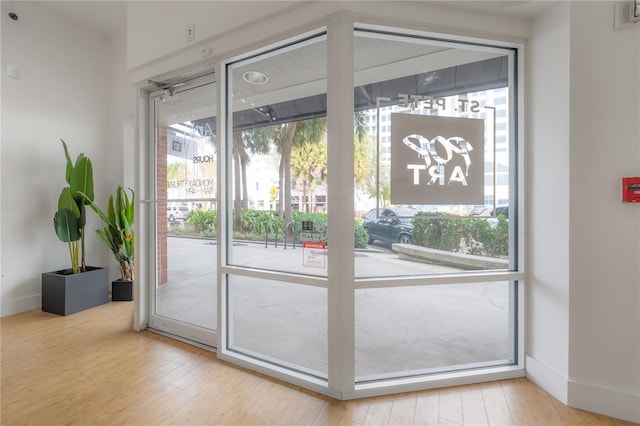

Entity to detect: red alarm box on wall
[622,177,640,203]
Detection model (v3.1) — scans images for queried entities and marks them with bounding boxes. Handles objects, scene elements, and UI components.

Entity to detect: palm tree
[232,132,244,229]
[230,126,277,229]
[277,113,370,220]
[354,110,373,188]
[239,126,274,210]
[272,122,296,217]
[280,119,326,228]
[368,162,391,207]
[291,139,327,212]
[279,122,297,226]
[232,112,367,231]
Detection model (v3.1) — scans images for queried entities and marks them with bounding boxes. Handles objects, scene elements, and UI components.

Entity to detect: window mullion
[326,15,356,396]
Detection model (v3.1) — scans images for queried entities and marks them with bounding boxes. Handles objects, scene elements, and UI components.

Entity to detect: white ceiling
[33,1,551,38]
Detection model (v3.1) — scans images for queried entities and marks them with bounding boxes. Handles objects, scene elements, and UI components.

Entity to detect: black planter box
[112,279,133,301]
[42,266,109,316]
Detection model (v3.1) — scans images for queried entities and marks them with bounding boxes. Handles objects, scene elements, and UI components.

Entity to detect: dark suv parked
[362,208,416,245]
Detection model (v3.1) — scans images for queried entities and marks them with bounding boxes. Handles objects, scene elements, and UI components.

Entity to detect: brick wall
[157,126,168,285]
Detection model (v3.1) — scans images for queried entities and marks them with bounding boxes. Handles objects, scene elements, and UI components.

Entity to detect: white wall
[107,30,130,189]
[526,0,571,403]
[126,1,298,72]
[0,2,127,315]
[106,21,137,280]
[567,2,640,421]
[528,1,640,422]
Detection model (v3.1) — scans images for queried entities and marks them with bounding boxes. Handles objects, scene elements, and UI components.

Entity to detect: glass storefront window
[222,32,330,382]
[355,282,514,382]
[214,22,521,397]
[353,30,516,279]
[224,34,329,278]
[227,275,328,378]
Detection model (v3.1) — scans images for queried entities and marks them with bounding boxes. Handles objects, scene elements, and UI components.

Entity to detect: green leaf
[70,156,94,203]
[54,209,81,242]
[124,188,134,223]
[79,191,109,225]
[77,203,87,229]
[57,188,80,219]
[96,227,118,253]
[61,139,73,184]
[82,185,134,267]
[108,194,117,228]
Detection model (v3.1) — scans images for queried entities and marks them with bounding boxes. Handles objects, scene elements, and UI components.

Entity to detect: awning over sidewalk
[194,55,509,133]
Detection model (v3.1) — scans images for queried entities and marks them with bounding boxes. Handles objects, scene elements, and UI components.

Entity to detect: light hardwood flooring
[1,301,636,426]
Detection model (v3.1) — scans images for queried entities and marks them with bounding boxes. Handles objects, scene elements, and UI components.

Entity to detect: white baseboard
[568,379,640,424]
[526,356,640,423]
[525,355,569,404]
[1,294,40,317]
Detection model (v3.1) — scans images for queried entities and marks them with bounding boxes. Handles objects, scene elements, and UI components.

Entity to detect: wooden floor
[1,302,636,426]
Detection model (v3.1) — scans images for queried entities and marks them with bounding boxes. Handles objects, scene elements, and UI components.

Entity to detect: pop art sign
[390,114,485,205]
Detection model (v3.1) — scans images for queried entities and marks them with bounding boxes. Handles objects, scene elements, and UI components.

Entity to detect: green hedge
[242,210,283,236]
[186,209,217,237]
[412,212,509,257]
[292,212,368,249]
[181,209,367,248]
[353,221,369,249]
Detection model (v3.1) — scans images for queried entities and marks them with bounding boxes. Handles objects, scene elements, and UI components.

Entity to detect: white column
[326,15,355,396]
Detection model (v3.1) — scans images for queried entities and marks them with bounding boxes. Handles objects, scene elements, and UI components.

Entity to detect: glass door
[148,74,217,347]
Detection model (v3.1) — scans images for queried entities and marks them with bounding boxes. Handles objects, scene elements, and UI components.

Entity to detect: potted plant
[82,185,135,301]
[42,140,108,315]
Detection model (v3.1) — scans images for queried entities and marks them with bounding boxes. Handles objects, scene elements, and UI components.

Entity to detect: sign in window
[391,114,484,205]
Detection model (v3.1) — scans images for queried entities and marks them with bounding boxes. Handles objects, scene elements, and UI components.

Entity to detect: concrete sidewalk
[157,237,512,380]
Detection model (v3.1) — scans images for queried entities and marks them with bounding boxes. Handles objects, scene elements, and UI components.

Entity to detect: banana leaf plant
[81,186,134,281]
[53,139,94,274]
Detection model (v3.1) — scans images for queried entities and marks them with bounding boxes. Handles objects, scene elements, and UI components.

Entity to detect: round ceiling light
[243,70,268,85]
